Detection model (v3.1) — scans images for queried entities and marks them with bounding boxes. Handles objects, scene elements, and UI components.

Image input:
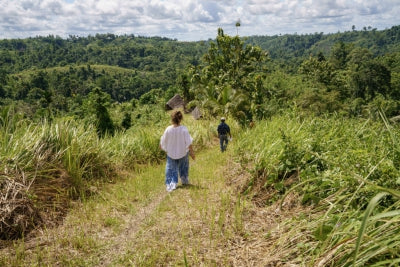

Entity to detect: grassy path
[3,145,256,266]
[118,146,235,266]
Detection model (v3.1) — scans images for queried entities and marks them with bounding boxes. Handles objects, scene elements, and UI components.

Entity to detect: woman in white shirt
[160,111,195,192]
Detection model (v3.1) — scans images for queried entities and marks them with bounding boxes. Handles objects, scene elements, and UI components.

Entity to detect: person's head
[221,117,226,122]
[171,110,183,125]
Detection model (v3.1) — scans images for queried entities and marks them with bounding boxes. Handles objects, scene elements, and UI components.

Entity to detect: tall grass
[0,106,113,240]
[0,106,219,241]
[102,111,222,169]
[0,106,227,265]
[103,128,165,169]
[233,112,400,265]
[1,106,221,198]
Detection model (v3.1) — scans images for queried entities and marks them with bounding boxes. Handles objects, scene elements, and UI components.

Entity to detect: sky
[0,0,399,41]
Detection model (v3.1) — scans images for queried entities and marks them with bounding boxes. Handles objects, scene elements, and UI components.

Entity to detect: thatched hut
[165,94,185,110]
[191,106,202,120]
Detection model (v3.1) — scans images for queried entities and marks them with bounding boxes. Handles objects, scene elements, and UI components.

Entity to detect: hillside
[1,25,400,99]
[2,112,400,266]
[0,26,399,124]
[1,26,400,265]
[246,25,400,62]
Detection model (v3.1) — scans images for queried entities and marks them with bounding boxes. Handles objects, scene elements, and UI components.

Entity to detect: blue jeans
[165,153,189,186]
[219,134,229,152]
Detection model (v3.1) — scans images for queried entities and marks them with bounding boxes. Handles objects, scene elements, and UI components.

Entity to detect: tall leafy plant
[188,28,269,124]
[87,87,115,138]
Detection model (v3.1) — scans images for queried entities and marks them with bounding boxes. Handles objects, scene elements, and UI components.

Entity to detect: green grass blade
[353,192,389,266]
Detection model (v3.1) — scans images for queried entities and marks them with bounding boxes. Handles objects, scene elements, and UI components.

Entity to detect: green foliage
[188,28,269,124]
[0,34,207,75]
[1,27,400,122]
[0,35,209,118]
[121,112,132,130]
[87,87,115,138]
[177,73,193,102]
[299,55,334,86]
[277,129,305,178]
[237,113,400,200]
[295,35,400,117]
[5,64,172,113]
[330,41,354,69]
[139,88,164,105]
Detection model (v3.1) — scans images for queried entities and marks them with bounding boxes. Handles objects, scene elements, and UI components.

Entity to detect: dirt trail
[97,191,166,266]
[83,147,233,265]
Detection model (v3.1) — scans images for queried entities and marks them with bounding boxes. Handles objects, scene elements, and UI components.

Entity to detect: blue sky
[0,0,399,41]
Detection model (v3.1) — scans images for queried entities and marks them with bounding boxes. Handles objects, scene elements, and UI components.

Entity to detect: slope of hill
[2,112,400,266]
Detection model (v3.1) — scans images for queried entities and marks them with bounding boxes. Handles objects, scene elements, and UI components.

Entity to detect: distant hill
[1,26,399,74]
[245,25,400,71]
[247,25,400,59]
[0,25,399,104]
[0,34,208,74]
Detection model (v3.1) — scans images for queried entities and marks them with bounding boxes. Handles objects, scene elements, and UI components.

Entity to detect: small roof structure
[192,106,202,120]
[165,94,185,110]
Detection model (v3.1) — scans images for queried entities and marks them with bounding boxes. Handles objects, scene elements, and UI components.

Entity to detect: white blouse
[160,125,193,159]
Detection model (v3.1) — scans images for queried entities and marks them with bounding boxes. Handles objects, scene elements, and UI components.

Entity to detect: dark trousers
[219,134,229,152]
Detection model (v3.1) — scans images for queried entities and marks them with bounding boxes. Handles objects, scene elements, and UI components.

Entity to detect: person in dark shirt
[217,117,231,152]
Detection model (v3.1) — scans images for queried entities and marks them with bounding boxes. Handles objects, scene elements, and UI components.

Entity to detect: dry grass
[223,157,318,266]
[0,175,39,241]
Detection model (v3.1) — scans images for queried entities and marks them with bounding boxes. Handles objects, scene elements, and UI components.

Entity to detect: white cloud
[0,0,398,40]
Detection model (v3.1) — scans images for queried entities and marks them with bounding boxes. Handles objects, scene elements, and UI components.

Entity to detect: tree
[0,68,8,98]
[88,87,115,137]
[330,41,353,69]
[139,88,163,105]
[348,48,391,99]
[235,20,241,35]
[178,73,192,102]
[351,60,391,99]
[189,28,268,124]
[121,112,132,130]
[299,55,334,86]
[26,71,54,119]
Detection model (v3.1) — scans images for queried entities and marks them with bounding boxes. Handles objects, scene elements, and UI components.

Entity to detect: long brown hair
[171,110,183,125]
